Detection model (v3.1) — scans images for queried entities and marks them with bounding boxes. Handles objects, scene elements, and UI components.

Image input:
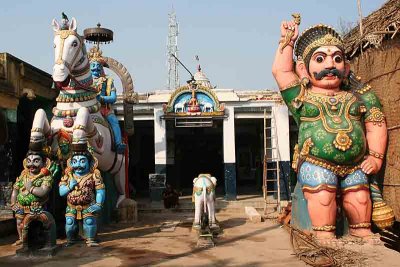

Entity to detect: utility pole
[166,8,180,90]
[357,0,363,36]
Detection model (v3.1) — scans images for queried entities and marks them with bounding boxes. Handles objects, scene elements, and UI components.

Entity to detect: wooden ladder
[263,108,281,217]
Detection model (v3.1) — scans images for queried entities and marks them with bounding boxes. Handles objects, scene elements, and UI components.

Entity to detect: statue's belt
[15,201,45,215]
[67,203,94,220]
[302,155,361,177]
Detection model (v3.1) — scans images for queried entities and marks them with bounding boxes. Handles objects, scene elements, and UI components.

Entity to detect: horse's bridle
[54,30,83,72]
[54,30,95,91]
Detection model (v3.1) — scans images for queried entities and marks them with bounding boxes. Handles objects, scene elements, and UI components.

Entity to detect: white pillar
[223,106,236,200]
[273,104,290,161]
[273,104,291,200]
[154,106,167,173]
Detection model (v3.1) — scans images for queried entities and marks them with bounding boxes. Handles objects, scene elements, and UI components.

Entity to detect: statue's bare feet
[192,223,201,230]
[313,231,340,248]
[12,240,22,246]
[86,241,99,247]
[209,223,219,230]
[64,240,75,247]
[350,229,382,245]
[350,228,372,238]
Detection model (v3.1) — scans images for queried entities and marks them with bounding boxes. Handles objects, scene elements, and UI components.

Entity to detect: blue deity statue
[59,141,105,247]
[89,47,126,154]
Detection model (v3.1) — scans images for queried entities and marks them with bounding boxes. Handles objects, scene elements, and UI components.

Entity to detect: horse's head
[51,15,85,84]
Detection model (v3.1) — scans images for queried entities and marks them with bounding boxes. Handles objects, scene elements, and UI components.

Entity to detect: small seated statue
[59,138,105,247]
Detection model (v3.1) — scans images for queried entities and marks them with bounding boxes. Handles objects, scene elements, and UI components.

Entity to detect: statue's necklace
[305,91,354,151]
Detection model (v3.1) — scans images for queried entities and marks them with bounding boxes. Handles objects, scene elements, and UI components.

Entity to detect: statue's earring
[301,77,310,87]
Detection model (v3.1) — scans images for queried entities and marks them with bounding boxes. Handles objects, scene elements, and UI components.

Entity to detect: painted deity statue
[187,80,201,113]
[10,143,56,249]
[272,19,393,243]
[89,47,126,154]
[59,139,105,247]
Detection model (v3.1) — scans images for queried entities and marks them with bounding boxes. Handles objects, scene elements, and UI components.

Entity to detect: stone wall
[349,39,400,220]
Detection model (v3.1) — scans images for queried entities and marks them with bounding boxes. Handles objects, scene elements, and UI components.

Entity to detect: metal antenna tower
[166,8,180,90]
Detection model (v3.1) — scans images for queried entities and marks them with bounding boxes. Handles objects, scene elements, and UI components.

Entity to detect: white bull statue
[202,102,214,112]
[174,102,185,113]
[30,16,127,207]
[192,174,219,230]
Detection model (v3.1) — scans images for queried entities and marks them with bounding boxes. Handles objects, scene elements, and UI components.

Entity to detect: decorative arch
[103,56,138,136]
[163,84,224,116]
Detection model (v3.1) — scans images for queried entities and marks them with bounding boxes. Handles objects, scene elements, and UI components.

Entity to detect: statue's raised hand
[280,20,299,41]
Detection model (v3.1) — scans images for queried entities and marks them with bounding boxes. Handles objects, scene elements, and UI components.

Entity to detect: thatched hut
[344,0,400,220]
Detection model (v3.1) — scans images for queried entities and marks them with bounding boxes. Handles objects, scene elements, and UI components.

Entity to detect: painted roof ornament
[163,54,224,116]
[193,55,212,89]
[163,76,224,116]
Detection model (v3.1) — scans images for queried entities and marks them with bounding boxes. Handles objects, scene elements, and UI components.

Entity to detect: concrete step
[137,195,274,214]
[137,201,266,210]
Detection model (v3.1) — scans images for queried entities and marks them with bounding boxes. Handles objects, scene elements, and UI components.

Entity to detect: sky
[0,0,387,92]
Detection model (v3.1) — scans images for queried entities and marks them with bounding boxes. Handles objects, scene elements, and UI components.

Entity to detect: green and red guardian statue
[272,15,394,243]
[10,141,57,251]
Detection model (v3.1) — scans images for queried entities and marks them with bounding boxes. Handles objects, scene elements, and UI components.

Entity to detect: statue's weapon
[280,13,301,53]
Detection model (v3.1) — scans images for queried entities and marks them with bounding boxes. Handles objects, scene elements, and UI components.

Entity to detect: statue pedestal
[16,245,58,257]
[16,211,57,257]
[149,174,166,202]
[117,198,138,223]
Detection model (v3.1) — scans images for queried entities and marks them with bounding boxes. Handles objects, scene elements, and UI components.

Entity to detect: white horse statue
[30,16,127,207]
[192,174,218,230]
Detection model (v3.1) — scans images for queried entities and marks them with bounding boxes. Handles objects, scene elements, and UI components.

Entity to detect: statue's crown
[295,24,344,63]
[71,136,88,154]
[88,46,105,64]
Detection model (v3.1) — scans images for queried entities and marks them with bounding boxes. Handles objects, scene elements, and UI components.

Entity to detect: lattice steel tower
[166,9,180,90]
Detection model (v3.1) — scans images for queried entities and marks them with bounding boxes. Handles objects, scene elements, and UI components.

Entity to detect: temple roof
[193,65,212,89]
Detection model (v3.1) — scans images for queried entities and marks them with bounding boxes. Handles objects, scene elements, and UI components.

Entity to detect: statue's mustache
[313,68,345,80]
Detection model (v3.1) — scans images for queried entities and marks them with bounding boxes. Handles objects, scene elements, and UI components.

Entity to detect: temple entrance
[235,118,264,195]
[129,120,155,197]
[167,120,223,195]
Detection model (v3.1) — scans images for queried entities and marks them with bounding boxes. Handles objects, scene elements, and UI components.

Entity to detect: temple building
[115,66,293,201]
[0,53,56,184]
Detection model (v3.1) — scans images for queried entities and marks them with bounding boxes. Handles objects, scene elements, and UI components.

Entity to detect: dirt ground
[0,211,399,267]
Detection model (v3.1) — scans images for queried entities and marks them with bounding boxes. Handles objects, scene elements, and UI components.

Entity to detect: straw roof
[344,0,400,58]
